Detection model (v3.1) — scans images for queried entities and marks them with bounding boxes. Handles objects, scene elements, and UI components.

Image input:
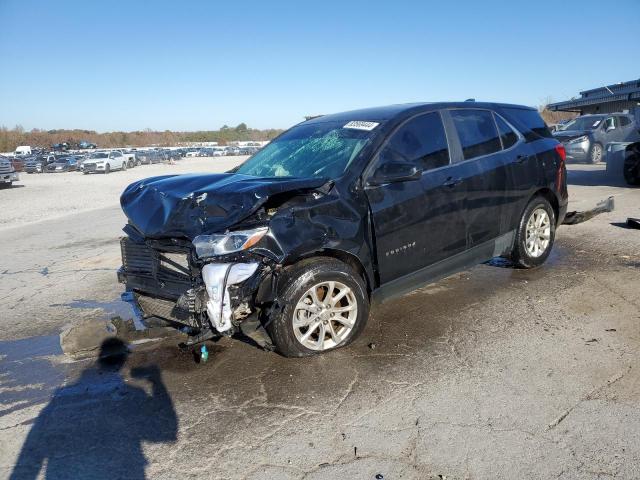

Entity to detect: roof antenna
[465,98,475,102]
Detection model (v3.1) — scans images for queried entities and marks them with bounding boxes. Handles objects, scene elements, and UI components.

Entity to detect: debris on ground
[627,217,640,229]
[563,196,614,225]
[368,343,376,350]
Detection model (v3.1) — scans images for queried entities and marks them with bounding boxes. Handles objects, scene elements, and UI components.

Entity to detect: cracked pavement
[1,162,639,479]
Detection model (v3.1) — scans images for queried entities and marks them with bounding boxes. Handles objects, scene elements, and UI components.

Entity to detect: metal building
[548,79,640,116]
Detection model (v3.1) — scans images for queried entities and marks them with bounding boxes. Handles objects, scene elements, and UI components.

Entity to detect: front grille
[0,164,12,174]
[120,238,193,299]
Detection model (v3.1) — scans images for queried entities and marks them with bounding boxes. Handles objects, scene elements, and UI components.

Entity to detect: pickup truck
[116,150,139,168]
[0,155,20,187]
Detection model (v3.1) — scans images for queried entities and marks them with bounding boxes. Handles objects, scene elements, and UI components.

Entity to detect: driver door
[364,111,467,284]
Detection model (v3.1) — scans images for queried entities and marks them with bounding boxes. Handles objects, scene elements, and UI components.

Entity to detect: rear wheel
[266,258,369,357]
[511,196,556,269]
[588,143,603,164]
[623,151,640,186]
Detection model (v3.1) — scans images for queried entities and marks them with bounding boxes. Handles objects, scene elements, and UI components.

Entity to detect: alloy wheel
[525,208,551,258]
[292,281,358,351]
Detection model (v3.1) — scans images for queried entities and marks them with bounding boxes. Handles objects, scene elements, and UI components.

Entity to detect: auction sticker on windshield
[343,121,379,131]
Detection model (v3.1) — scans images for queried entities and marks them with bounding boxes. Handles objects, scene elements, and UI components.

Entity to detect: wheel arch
[287,249,373,297]
[531,188,559,222]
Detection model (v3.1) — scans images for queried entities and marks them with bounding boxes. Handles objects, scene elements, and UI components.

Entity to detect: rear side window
[499,107,552,141]
[619,116,631,127]
[495,114,519,149]
[450,109,501,160]
[382,111,449,171]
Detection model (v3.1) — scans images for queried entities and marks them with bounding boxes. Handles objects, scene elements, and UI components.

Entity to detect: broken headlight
[193,227,268,258]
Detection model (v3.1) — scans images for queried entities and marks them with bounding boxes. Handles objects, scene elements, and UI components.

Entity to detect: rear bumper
[558,201,568,226]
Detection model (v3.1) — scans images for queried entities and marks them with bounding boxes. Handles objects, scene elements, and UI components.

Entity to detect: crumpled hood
[120,173,328,239]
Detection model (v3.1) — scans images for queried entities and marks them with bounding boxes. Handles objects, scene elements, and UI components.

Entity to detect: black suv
[118,102,568,357]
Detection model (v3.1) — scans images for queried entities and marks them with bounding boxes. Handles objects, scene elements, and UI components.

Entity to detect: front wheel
[121,161,127,171]
[266,258,369,357]
[588,143,603,164]
[104,164,111,174]
[511,196,556,269]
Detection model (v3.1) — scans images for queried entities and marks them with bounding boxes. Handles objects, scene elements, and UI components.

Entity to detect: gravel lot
[0,156,247,230]
[1,161,639,479]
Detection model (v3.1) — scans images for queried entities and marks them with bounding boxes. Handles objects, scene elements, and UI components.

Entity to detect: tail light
[554,143,566,193]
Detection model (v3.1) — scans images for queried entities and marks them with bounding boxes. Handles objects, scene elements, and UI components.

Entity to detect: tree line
[0,123,284,152]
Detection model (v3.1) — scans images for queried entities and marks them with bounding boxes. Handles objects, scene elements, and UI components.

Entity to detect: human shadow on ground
[10,338,177,480]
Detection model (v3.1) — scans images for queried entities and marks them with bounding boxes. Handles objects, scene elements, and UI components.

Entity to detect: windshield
[234,120,376,179]
[90,152,108,159]
[560,116,605,131]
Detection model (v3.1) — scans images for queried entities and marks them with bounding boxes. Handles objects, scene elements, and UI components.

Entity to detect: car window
[379,112,449,172]
[450,109,501,160]
[494,114,519,149]
[619,116,631,127]
[603,117,617,130]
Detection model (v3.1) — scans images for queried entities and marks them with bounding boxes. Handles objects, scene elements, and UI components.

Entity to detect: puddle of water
[0,335,66,416]
[51,299,135,322]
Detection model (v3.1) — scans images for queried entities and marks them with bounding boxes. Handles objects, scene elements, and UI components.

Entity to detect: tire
[623,153,640,186]
[121,162,127,171]
[266,258,369,357]
[105,164,111,174]
[128,160,134,168]
[588,143,603,164]
[511,196,556,269]
[136,160,141,166]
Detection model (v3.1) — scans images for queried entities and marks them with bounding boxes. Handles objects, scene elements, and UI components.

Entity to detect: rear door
[365,110,467,284]
[446,109,511,247]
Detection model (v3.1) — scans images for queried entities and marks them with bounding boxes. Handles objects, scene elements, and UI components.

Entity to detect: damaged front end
[117,173,335,350]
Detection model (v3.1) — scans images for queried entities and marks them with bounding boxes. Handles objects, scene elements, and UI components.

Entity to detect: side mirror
[367,161,422,186]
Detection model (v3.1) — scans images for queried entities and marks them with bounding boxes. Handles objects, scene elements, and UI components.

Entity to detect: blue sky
[0,0,638,132]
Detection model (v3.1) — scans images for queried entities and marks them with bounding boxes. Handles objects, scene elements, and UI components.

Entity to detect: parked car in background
[553,113,640,163]
[118,101,567,357]
[9,157,25,172]
[135,150,162,164]
[46,156,78,172]
[14,146,32,157]
[81,150,127,174]
[115,149,137,168]
[77,140,97,149]
[24,154,57,173]
[225,147,240,156]
[0,155,20,187]
[52,142,70,151]
[185,150,199,157]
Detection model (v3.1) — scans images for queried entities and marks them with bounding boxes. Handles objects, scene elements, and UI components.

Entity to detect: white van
[14,146,32,156]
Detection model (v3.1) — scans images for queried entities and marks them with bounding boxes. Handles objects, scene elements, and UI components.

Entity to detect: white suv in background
[81,151,127,174]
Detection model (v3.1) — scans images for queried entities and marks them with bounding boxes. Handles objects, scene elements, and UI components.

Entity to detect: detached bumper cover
[201,263,259,332]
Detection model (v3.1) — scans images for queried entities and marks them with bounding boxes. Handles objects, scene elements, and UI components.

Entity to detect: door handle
[442,176,462,188]
[516,154,528,164]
